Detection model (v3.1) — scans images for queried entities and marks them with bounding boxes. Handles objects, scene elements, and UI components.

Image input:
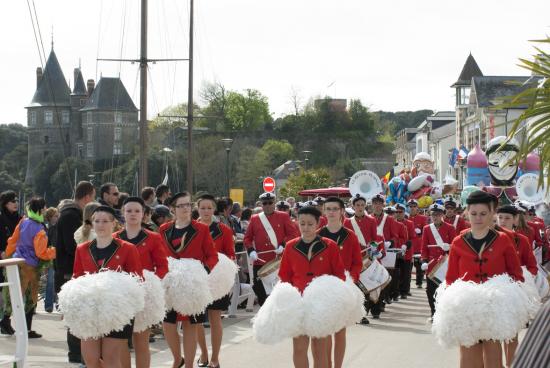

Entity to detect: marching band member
[159,192,218,368]
[514,204,539,248]
[393,203,415,299]
[318,196,362,368]
[407,199,428,288]
[420,203,455,319]
[113,197,168,368]
[278,206,346,368]
[313,196,328,229]
[443,197,469,233]
[372,196,403,306]
[496,204,538,368]
[445,191,524,368]
[72,206,143,368]
[243,192,299,306]
[196,194,235,368]
[526,205,548,256]
[343,194,384,318]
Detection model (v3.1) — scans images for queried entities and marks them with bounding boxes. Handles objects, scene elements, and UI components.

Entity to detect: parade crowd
[0,179,549,368]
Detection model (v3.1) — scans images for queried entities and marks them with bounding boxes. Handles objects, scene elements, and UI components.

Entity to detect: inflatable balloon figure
[386,176,407,205]
[466,145,491,187]
[482,136,520,205]
[407,152,436,200]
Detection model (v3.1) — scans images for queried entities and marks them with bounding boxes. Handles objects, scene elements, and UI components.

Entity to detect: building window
[87,112,92,124]
[30,111,37,126]
[115,112,122,124]
[44,110,53,125]
[62,110,70,125]
[87,126,93,142]
[114,127,122,141]
[460,87,471,105]
[113,142,122,155]
[44,135,49,144]
[87,143,93,158]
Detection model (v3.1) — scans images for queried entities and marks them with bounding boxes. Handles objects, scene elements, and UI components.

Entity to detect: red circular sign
[263,177,276,192]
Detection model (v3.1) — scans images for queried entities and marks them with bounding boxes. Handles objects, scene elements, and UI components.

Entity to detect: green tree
[199,82,229,131]
[279,168,332,198]
[258,139,294,169]
[50,158,93,202]
[226,89,272,131]
[0,171,25,193]
[349,99,374,132]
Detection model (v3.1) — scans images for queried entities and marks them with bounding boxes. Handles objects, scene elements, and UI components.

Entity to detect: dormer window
[44,110,53,125]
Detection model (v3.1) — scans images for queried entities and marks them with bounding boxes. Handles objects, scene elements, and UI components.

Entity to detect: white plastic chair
[228,250,255,317]
[0,258,28,368]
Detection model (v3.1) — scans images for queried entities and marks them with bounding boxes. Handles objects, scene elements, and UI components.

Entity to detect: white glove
[249,251,258,262]
[439,243,450,252]
[415,228,421,235]
[375,252,383,259]
[384,241,392,249]
[275,246,284,255]
[401,245,407,254]
[421,262,429,271]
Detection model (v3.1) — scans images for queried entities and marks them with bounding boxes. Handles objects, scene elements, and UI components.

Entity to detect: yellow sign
[230,189,244,206]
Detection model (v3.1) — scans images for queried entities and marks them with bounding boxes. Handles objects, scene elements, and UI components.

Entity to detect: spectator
[141,186,156,207]
[240,208,252,233]
[116,192,129,210]
[152,205,172,228]
[43,207,59,313]
[5,197,56,338]
[99,183,123,223]
[0,190,21,335]
[142,205,156,231]
[155,184,171,206]
[56,181,95,364]
[73,202,100,244]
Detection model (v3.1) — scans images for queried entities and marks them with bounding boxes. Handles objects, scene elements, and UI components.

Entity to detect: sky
[1,0,550,126]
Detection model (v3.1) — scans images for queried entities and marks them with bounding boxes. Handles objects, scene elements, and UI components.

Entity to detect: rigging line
[25,0,44,66]
[30,0,75,193]
[95,0,104,82]
[160,0,176,106]
[148,66,161,116]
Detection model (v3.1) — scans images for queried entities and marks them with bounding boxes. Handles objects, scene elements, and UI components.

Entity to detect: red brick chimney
[87,79,95,97]
[36,67,43,88]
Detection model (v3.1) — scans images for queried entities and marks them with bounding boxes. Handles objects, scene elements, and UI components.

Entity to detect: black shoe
[416,284,423,289]
[68,355,82,364]
[149,335,155,343]
[400,294,408,299]
[386,299,392,304]
[359,317,370,325]
[27,330,42,338]
[197,358,209,367]
[407,292,412,296]
[392,296,399,302]
[380,304,386,312]
[178,358,185,368]
[0,318,15,335]
[372,315,380,319]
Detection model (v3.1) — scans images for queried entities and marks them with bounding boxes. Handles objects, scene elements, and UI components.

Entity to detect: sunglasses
[9,199,19,203]
[262,201,274,205]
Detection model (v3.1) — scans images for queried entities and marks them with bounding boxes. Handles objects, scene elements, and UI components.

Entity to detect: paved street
[0,283,470,368]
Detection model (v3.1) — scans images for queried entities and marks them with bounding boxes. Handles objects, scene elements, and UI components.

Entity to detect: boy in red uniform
[279,206,345,368]
[244,192,300,305]
[393,203,414,298]
[318,197,362,368]
[443,196,469,233]
[407,199,428,288]
[420,203,455,319]
[159,192,218,368]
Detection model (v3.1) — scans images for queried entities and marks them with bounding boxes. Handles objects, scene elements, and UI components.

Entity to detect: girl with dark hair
[0,190,21,335]
[5,197,56,338]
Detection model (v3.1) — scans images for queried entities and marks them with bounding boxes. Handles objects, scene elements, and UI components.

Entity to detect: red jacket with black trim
[113,229,169,278]
[317,226,363,281]
[421,221,456,273]
[209,221,235,259]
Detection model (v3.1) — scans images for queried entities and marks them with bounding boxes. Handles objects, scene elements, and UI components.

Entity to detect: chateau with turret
[25,47,138,185]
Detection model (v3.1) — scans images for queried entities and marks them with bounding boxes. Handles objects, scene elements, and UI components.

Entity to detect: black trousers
[252,265,268,306]
[399,260,412,295]
[56,274,81,361]
[413,257,424,286]
[387,265,400,300]
[426,278,438,317]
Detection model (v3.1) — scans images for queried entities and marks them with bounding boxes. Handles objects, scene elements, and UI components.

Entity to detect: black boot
[26,309,41,338]
[0,316,15,335]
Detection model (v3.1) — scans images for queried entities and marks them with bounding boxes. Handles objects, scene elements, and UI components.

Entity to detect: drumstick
[256,257,267,264]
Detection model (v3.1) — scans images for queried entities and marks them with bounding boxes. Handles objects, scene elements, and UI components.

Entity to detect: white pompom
[252,282,304,344]
[519,267,542,319]
[208,253,238,301]
[302,275,354,338]
[432,275,531,348]
[134,271,166,333]
[162,257,213,316]
[58,270,145,340]
[343,272,366,326]
[534,266,549,299]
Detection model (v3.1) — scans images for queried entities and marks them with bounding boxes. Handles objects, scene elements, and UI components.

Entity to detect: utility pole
[139,0,148,191]
[187,0,194,193]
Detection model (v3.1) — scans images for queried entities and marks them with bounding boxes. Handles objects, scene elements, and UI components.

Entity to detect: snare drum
[257,258,281,295]
[381,249,399,269]
[427,255,448,285]
[358,260,391,302]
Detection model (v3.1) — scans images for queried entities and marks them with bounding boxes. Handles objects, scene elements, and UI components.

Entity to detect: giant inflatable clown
[482,136,520,205]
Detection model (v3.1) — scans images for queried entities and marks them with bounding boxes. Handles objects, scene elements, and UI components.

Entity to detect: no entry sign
[263,177,276,192]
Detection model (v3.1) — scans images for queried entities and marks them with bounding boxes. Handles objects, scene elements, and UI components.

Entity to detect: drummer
[317,197,362,368]
[445,191,524,368]
[407,199,428,288]
[313,196,328,228]
[244,192,300,305]
[276,200,292,217]
[393,203,415,299]
[159,192,218,368]
[420,203,456,320]
[278,206,346,368]
[443,197,469,232]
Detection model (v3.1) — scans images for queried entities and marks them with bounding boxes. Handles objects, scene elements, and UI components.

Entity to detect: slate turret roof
[80,77,137,112]
[29,50,71,107]
[471,76,542,108]
[451,53,483,87]
[72,68,87,95]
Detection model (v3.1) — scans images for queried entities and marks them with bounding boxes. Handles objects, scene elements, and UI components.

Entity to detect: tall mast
[186,0,194,193]
[139,0,148,191]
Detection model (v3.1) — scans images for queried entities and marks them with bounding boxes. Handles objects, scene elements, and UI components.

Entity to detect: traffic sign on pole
[263,177,276,192]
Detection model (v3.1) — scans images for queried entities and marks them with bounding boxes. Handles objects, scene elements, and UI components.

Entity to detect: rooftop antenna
[51,25,54,49]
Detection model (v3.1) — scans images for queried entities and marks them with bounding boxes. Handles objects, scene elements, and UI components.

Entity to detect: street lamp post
[221,138,234,196]
[302,150,312,171]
